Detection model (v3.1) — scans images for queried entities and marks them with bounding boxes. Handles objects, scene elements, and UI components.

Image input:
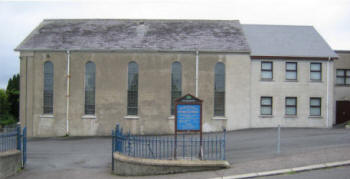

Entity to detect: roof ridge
[16,19,250,52]
[43,18,240,22]
[242,24,313,27]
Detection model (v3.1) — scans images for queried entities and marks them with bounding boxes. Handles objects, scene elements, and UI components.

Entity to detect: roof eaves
[14,20,46,52]
[15,48,251,54]
[251,55,338,60]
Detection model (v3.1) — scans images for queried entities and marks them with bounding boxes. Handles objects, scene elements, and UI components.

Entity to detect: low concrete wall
[0,150,22,179]
[113,152,230,176]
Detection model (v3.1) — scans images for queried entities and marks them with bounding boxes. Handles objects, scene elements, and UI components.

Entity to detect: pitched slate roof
[242,24,338,58]
[15,19,250,52]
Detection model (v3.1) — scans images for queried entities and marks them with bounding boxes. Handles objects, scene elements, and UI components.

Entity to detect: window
[127,62,138,115]
[336,69,350,85]
[171,62,182,115]
[84,61,96,115]
[261,61,273,80]
[286,62,297,80]
[260,97,272,115]
[214,62,225,116]
[285,97,297,115]
[43,61,53,114]
[310,63,322,81]
[310,98,321,116]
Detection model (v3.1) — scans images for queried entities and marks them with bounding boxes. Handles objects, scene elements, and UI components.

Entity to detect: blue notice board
[177,104,201,131]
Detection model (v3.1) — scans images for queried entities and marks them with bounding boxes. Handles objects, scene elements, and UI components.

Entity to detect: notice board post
[174,94,203,159]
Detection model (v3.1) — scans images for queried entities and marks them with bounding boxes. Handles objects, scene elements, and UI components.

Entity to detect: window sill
[168,115,175,120]
[309,80,322,83]
[335,84,350,87]
[309,116,323,119]
[81,115,97,120]
[260,79,274,82]
[40,114,54,119]
[124,115,139,120]
[212,116,227,120]
[284,115,297,119]
[285,79,298,82]
[259,115,273,118]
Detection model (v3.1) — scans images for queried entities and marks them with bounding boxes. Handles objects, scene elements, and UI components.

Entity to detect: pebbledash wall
[334,51,350,102]
[250,59,334,128]
[16,19,345,137]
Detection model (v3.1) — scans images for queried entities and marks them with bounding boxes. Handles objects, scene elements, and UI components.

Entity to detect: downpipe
[66,50,71,135]
[195,51,199,97]
[326,57,331,128]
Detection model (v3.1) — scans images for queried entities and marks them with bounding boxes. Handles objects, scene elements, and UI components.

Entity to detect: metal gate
[22,127,27,167]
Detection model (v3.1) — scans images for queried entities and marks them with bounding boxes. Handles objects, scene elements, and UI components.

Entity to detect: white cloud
[0,0,349,88]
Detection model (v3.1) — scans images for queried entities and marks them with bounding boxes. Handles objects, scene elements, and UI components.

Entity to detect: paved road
[225,128,350,164]
[8,128,350,179]
[261,165,350,179]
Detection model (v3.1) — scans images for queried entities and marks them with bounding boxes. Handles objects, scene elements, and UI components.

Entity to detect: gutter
[66,50,71,135]
[14,48,250,54]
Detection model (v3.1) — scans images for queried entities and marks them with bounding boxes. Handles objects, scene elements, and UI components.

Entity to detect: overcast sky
[0,0,349,89]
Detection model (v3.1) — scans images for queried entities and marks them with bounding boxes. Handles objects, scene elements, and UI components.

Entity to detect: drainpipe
[326,57,331,128]
[195,51,199,97]
[25,56,28,130]
[66,50,71,135]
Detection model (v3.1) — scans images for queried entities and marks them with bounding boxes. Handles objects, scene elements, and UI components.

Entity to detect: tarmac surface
[8,128,350,179]
[261,165,350,179]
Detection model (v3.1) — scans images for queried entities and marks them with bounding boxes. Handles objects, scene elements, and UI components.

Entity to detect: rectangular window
[261,61,273,80]
[286,62,297,80]
[310,98,321,116]
[310,63,322,81]
[336,69,350,85]
[261,97,272,115]
[285,97,297,115]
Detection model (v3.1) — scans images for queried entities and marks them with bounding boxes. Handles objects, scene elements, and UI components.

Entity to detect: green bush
[0,89,16,127]
[0,89,8,115]
[0,113,16,127]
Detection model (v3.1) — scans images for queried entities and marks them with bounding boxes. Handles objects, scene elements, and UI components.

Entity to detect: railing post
[16,125,21,151]
[128,131,131,156]
[223,128,226,160]
[277,125,281,154]
[182,134,185,158]
[22,127,27,167]
[112,129,114,172]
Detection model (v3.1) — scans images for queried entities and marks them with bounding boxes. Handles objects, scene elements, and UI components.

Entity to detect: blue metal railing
[112,124,226,161]
[0,125,27,167]
[0,126,20,152]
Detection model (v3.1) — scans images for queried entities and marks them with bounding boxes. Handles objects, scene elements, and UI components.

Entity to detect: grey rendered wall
[67,52,197,136]
[225,55,251,130]
[250,59,334,128]
[20,52,68,137]
[20,51,250,136]
[196,53,251,132]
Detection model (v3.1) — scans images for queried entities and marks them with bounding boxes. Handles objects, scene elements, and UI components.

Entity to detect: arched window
[214,62,225,116]
[85,61,96,115]
[171,62,182,115]
[127,62,139,115]
[43,61,54,114]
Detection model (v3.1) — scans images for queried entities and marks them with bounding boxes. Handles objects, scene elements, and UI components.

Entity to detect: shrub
[0,113,16,127]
